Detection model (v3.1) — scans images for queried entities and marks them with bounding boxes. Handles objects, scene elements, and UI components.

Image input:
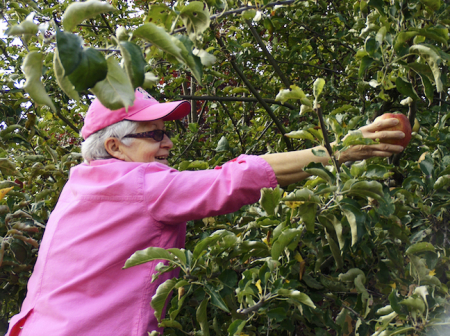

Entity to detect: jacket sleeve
[144,155,278,225]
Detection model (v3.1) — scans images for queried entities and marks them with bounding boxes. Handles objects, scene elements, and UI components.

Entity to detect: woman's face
[120,120,173,164]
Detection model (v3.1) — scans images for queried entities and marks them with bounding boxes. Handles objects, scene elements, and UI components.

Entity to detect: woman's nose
[161,135,173,149]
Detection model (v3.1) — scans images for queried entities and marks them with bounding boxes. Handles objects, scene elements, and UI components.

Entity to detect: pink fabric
[6,155,277,336]
[81,88,191,139]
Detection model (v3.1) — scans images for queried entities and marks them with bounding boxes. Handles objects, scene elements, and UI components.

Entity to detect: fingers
[343,143,404,162]
[361,118,399,132]
[366,130,405,141]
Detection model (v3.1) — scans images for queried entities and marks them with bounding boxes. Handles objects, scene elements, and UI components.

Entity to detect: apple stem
[315,106,340,174]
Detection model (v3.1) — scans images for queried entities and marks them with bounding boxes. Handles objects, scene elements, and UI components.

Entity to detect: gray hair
[81,120,139,163]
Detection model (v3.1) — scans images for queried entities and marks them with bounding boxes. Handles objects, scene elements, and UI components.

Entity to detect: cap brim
[124,101,191,122]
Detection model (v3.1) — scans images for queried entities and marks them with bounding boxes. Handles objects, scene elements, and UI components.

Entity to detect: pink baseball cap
[81,88,191,139]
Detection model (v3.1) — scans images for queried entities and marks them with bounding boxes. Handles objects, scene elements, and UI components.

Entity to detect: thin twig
[178,95,296,110]
[100,13,114,34]
[219,101,245,154]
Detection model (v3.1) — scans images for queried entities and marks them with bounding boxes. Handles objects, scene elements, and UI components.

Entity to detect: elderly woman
[6,88,405,336]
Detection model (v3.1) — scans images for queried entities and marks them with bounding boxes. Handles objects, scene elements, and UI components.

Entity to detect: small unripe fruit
[412,118,420,132]
[373,113,412,148]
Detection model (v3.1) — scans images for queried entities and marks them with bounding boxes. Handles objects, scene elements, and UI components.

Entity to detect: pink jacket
[7,155,277,336]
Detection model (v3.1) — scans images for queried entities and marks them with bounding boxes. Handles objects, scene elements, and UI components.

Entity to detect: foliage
[1,0,450,335]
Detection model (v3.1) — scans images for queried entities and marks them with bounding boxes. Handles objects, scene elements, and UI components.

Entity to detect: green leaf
[5,14,38,36]
[68,48,108,91]
[342,130,375,147]
[418,27,448,46]
[205,283,230,312]
[271,228,302,260]
[228,319,246,336]
[434,175,450,190]
[325,229,343,270]
[313,78,325,100]
[298,203,317,232]
[420,74,434,106]
[123,247,175,269]
[180,2,210,44]
[420,0,442,11]
[284,130,315,141]
[347,180,385,201]
[419,153,434,177]
[350,160,367,177]
[90,56,135,111]
[340,202,365,246]
[395,77,420,101]
[394,31,419,53]
[303,162,335,184]
[215,136,230,152]
[192,230,231,260]
[277,289,316,309]
[400,296,426,313]
[388,290,403,314]
[405,242,436,255]
[275,85,312,106]
[62,0,116,32]
[365,37,379,56]
[133,23,183,60]
[282,188,320,203]
[172,35,203,85]
[55,29,83,77]
[146,4,176,31]
[358,55,375,78]
[158,319,183,330]
[196,298,210,336]
[0,159,23,177]
[259,186,283,216]
[22,51,56,112]
[338,268,365,282]
[410,44,443,92]
[53,51,80,101]
[118,41,146,90]
[167,248,186,265]
[151,278,177,322]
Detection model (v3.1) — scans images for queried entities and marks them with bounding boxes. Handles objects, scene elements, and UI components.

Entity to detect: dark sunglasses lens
[152,130,171,141]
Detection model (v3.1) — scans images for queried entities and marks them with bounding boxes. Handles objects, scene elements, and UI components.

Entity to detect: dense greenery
[1,0,450,335]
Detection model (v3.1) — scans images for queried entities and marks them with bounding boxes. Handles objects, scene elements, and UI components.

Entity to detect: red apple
[373,112,412,148]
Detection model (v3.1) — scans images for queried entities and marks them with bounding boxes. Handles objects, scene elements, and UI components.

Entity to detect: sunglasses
[123,130,172,142]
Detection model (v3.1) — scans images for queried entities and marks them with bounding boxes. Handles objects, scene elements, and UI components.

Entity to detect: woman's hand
[338,118,405,163]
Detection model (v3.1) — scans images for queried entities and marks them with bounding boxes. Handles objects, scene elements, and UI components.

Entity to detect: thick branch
[214,28,292,150]
[245,19,291,88]
[237,298,266,314]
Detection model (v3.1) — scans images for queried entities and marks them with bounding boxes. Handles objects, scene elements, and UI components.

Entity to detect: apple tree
[1,0,450,335]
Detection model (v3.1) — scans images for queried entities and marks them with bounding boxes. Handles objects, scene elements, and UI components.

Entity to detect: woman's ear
[104,137,127,160]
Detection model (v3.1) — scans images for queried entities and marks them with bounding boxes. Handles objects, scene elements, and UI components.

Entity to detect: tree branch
[214,27,292,150]
[245,19,291,88]
[219,101,245,154]
[178,95,296,110]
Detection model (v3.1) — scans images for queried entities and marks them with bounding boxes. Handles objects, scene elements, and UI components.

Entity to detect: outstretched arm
[261,118,405,186]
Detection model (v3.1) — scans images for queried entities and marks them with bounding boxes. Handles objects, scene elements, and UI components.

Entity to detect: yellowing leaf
[0,187,14,201]
[390,283,397,289]
[429,269,436,276]
[294,252,304,263]
[255,280,262,294]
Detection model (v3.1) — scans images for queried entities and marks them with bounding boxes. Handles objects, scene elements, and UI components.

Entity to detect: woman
[6,88,405,336]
